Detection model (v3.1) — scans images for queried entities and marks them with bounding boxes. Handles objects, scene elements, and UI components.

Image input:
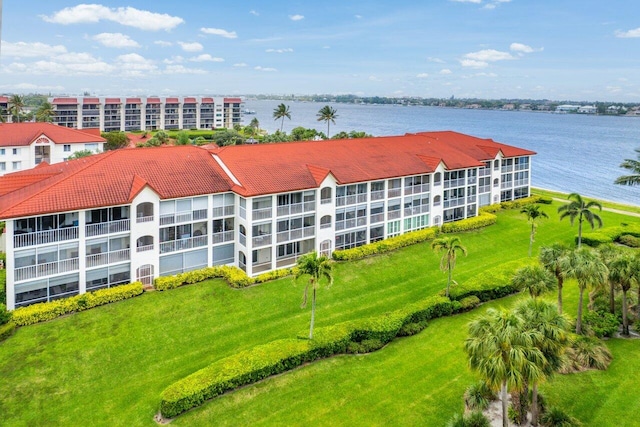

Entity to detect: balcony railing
[501,181,513,189]
[212,206,234,217]
[86,249,130,268]
[276,255,299,269]
[444,178,465,189]
[370,213,385,224]
[136,244,154,253]
[371,190,385,201]
[86,219,130,237]
[479,185,491,193]
[15,258,79,282]
[212,230,234,244]
[388,188,402,198]
[252,261,272,274]
[479,168,491,177]
[404,184,429,195]
[515,163,529,171]
[252,207,272,221]
[514,179,528,187]
[277,203,303,217]
[404,205,430,217]
[443,198,465,208]
[160,209,207,226]
[276,226,314,243]
[136,215,154,223]
[501,165,514,173]
[14,226,79,248]
[252,234,272,247]
[387,210,401,220]
[159,235,207,254]
[467,195,477,204]
[468,177,477,185]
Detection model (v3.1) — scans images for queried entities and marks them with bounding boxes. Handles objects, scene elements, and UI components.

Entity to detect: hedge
[580,223,640,247]
[446,258,536,302]
[440,211,497,233]
[479,196,543,214]
[159,295,455,419]
[0,321,16,342]
[332,227,438,261]
[154,265,295,291]
[11,282,144,327]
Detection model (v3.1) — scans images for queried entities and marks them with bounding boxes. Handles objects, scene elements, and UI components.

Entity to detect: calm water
[245,99,640,207]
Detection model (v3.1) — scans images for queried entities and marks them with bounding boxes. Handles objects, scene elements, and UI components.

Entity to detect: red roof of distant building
[146,97,161,104]
[165,97,179,104]
[201,97,214,103]
[83,98,100,105]
[52,98,78,105]
[0,96,8,103]
[184,97,197,103]
[0,123,105,147]
[224,98,242,103]
[105,98,121,104]
[125,98,141,104]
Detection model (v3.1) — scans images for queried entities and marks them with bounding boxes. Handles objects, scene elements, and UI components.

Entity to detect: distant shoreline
[532,187,640,213]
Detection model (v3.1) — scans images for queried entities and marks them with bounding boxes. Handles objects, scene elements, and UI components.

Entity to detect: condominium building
[50,96,244,131]
[0,123,105,176]
[0,131,535,310]
[0,96,8,122]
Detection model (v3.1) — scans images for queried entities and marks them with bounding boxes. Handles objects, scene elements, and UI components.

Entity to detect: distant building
[0,123,105,176]
[0,96,8,122]
[577,105,597,114]
[49,96,244,132]
[0,131,535,310]
[555,105,580,113]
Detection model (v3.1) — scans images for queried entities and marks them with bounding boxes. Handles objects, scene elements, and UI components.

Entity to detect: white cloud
[449,0,482,3]
[163,56,184,64]
[416,73,429,78]
[178,42,204,52]
[154,40,173,47]
[250,10,259,16]
[355,14,363,19]
[255,66,277,72]
[369,75,382,82]
[459,59,488,68]
[93,32,140,48]
[615,28,640,38]
[266,48,293,53]
[190,54,224,62]
[115,53,157,76]
[41,4,184,31]
[289,14,304,21]
[2,41,67,58]
[428,57,445,63]
[322,46,331,49]
[510,43,543,53]
[465,49,515,62]
[0,83,65,91]
[200,27,238,39]
[440,69,452,74]
[164,65,206,75]
[233,63,248,67]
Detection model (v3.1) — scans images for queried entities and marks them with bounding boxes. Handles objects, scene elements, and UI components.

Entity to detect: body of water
[244,99,640,206]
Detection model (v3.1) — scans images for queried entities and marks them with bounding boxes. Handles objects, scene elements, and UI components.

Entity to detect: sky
[0,1,639,102]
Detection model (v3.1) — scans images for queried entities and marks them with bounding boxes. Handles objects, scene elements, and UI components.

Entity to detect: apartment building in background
[0,131,535,310]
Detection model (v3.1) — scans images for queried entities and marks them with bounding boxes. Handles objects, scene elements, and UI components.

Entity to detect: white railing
[371,190,385,201]
[321,197,331,205]
[14,258,79,282]
[159,235,207,254]
[514,179,528,187]
[468,177,477,185]
[479,185,491,193]
[404,184,429,195]
[479,168,491,177]
[388,188,401,198]
[467,196,477,204]
[370,213,384,223]
[277,203,303,217]
[14,227,79,248]
[252,207,272,221]
[136,244,154,252]
[240,206,246,219]
[515,163,529,171]
[443,198,465,208]
[252,261,272,274]
[212,206,234,217]
[136,215,154,223]
[444,178,465,189]
[86,219,130,237]
[276,256,298,269]
[304,201,315,212]
[501,165,514,173]
[501,181,513,189]
[387,210,401,220]
[252,234,272,247]
[404,205,429,217]
[212,230,234,244]
[356,194,367,204]
[320,222,331,229]
[86,249,130,268]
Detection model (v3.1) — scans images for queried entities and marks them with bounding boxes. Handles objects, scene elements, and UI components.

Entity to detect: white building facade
[0,131,534,310]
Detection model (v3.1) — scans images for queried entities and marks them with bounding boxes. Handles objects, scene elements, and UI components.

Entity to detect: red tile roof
[224,98,242,103]
[201,97,214,103]
[125,98,141,104]
[83,98,100,105]
[52,98,78,105]
[105,98,121,104]
[184,97,197,103]
[0,146,234,219]
[0,96,8,103]
[0,123,105,147]
[146,97,161,104]
[165,97,179,104]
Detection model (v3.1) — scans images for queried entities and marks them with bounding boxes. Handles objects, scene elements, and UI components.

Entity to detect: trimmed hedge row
[154,265,295,291]
[332,227,438,261]
[580,223,640,247]
[440,211,497,233]
[0,321,16,342]
[11,282,144,327]
[159,295,454,419]
[479,196,542,214]
[446,258,536,302]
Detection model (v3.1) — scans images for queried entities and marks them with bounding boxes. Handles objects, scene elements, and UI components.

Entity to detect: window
[434,172,442,186]
[63,145,71,152]
[85,143,99,152]
[13,148,20,155]
[0,148,5,155]
[0,162,5,171]
[320,187,332,204]
[320,215,332,229]
[12,161,21,170]
[387,220,400,237]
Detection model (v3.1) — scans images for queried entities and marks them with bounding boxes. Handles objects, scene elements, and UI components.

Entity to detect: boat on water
[243,109,256,114]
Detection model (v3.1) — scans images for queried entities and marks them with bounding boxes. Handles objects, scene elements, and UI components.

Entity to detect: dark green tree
[273,103,291,132]
[294,251,334,339]
[101,132,129,151]
[521,204,549,257]
[9,95,25,123]
[539,243,569,314]
[316,105,338,138]
[431,236,467,298]
[614,148,640,186]
[557,193,603,248]
[35,101,55,122]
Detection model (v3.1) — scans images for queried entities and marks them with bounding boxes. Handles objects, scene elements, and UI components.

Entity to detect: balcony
[501,165,514,173]
[160,209,207,225]
[159,235,208,254]
[136,215,154,223]
[404,205,430,217]
[514,179,528,187]
[479,168,491,177]
[444,178,465,189]
[252,207,272,221]
[14,226,79,248]
[252,261,272,274]
[252,234,272,247]
[370,213,385,224]
[388,188,401,198]
[387,210,401,220]
[478,185,491,193]
[136,244,154,253]
[515,163,529,171]
[212,230,234,244]
[501,181,513,189]
[86,219,130,237]
[15,258,79,282]
[86,249,130,268]
[277,203,303,217]
[371,190,385,201]
[212,206,234,217]
[443,198,465,209]
[404,184,429,195]
[276,226,314,243]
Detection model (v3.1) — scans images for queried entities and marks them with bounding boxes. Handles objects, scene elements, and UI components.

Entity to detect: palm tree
[431,236,467,298]
[294,251,334,340]
[539,243,569,314]
[557,192,603,248]
[272,103,291,132]
[614,148,640,186]
[249,117,260,133]
[465,308,544,427]
[608,254,640,336]
[35,101,55,122]
[514,299,569,427]
[562,247,608,334]
[0,106,7,123]
[598,243,622,314]
[9,94,25,123]
[316,105,338,138]
[521,204,549,257]
[511,265,556,299]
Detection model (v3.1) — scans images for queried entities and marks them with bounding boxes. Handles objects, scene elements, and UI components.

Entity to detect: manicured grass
[0,201,637,426]
[533,187,640,215]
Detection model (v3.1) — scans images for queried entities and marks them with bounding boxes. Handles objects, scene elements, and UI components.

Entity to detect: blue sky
[1,1,639,101]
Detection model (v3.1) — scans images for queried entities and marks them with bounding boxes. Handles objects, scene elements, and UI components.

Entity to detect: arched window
[137,264,154,286]
[494,160,500,170]
[434,172,442,186]
[493,178,499,187]
[136,235,154,252]
[433,195,441,206]
[320,240,332,258]
[434,215,442,226]
[320,215,332,229]
[136,202,154,222]
[238,251,247,271]
[320,187,332,204]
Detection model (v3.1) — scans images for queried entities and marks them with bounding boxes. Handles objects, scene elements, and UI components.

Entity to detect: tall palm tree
[0,106,7,123]
[539,243,569,314]
[431,236,467,298]
[608,254,640,336]
[294,251,334,339]
[35,101,55,122]
[511,265,556,299]
[316,105,338,138]
[465,308,544,427]
[598,243,622,314]
[514,299,569,427]
[9,94,25,123]
[272,103,291,132]
[561,247,608,334]
[521,204,549,257]
[557,192,603,248]
[614,148,640,186]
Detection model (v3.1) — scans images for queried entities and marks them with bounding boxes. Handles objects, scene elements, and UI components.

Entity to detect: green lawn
[532,187,640,215]
[0,202,638,426]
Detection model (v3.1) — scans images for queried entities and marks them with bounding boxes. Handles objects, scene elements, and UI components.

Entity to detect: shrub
[583,310,619,338]
[346,339,385,354]
[540,407,582,427]
[560,335,612,373]
[440,212,496,233]
[618,234,640,248]
[581,223,640,247]
[397,320,428,337]
[537,196,553,204]
[332,227,438,261]
[0,304,12,325]
[500,195,541,210]
[11,282,143,326]
[446,411,491,427]
[464,381,494,411]
[0,321,16,342]
[154,266,294,291]
[458,295,481,312]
